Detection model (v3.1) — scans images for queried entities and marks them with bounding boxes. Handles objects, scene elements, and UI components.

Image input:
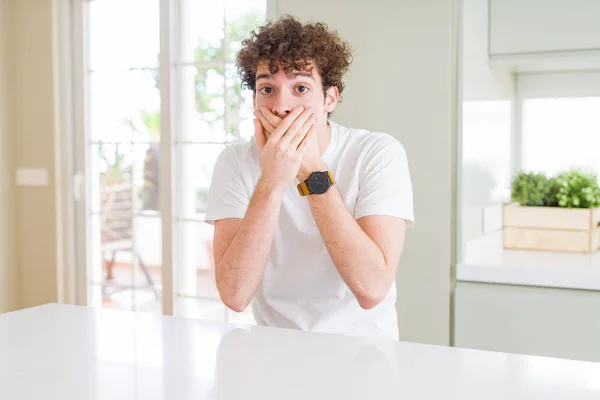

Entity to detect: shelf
[457,231,600,291]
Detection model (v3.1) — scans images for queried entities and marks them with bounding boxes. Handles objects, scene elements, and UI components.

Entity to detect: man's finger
[289,115,314,150]
[270,106,306,140]
[260,108,283,131]
[254,118,267,151]
[296,124,316,152]
[254,109,276,134]
[279,107,314,147]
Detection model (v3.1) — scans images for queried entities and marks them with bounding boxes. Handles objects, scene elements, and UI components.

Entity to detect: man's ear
[252,92,256,109]
[324,86,339,114]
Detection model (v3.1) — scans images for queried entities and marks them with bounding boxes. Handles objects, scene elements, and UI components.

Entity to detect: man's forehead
[256,61,316,78]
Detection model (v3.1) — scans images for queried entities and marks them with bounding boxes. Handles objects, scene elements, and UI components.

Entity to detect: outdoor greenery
[511,168,600,209]
[98,144,132,186]
[194,12,263,135]
[126,11,264,212]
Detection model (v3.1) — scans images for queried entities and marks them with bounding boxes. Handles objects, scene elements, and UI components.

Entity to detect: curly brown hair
[236,15,353,100]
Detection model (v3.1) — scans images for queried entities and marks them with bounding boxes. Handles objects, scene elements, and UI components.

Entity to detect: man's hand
[253,106,315,191]
[254,107,283,138]
[255,107,324,183]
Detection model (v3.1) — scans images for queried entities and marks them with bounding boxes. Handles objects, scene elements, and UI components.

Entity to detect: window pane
[87,141,162,312]
[174,221,255,324]
[225,64,255,142]
[98,286,161,313]
[88,0,159,70]
[461,101,512,260]
[89,70,161,143]
[174,221,217,298]
[176,66,226,142]
[95,212,162,295]
[132,215,163,294]
[175,144,226,218]
[132,289,163,314]
[225,0,267,63]
[84,0,268,317]
[89,143,155,214]
[90,143,133,214]
[462,100,512,204]
[178,0,225,64]
[522,97,600,176]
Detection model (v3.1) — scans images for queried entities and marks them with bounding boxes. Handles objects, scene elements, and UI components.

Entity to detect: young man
[205,16,414,340]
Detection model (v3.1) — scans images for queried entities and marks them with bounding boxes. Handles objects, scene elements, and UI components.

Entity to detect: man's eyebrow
[290,71,315,80]
[256,73,271,81]
[255,71,315,81]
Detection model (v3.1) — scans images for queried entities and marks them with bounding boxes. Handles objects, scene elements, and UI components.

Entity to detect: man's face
[253,60,337,131]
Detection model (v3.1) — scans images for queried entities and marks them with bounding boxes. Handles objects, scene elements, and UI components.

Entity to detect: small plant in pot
[510,171,554,207]
[505,168,600,253]
[551,168,600,209]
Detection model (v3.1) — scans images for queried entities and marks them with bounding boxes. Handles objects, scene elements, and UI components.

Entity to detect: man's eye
[296,85,309,93]
[259,87,273,95]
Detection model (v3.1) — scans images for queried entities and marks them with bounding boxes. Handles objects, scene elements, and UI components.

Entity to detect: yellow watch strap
[297,181,310,196]
[327,171,335,185]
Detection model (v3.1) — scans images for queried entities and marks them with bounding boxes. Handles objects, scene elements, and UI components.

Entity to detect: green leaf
[511,171,553,207]
[551,168,600,209]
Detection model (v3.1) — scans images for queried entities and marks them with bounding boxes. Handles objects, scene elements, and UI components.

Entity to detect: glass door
[74,0,266,323]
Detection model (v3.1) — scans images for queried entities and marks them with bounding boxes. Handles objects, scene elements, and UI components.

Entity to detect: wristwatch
[297,171,335,196]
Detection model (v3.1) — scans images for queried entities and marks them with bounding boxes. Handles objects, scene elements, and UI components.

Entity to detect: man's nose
[272,92,293,117]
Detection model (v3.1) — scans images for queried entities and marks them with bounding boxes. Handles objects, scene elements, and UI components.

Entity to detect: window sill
[457,232,600,291]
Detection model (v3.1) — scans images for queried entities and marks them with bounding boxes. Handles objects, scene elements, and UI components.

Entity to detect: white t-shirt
[205,120,414,340]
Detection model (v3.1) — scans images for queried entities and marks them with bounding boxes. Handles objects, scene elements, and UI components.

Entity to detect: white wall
[462,0,514,101]
[461,0,514,246]
[12,0,61,309]
[276,0,459,345]
[0,0,18,313]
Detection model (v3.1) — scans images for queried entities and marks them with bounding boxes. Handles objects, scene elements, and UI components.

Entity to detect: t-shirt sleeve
[204,146,250,225]
[354,134,415,227]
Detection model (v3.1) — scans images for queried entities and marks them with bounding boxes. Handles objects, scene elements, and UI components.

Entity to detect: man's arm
[305,184,407,309]
[213,181,284,312]
[213,106,315,312]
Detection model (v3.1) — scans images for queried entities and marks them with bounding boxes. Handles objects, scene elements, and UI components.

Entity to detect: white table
[1,304,599,399]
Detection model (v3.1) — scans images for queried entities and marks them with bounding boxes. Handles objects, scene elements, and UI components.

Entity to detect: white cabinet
[489,0,600,56]
[455,282,600,362]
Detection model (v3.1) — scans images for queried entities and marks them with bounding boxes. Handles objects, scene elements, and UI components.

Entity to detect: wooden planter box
[503,203,600,253]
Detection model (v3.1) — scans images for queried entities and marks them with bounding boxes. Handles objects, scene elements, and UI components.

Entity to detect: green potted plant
[504,168,600,253]
[510,171,554,207]
[551,168,600,209]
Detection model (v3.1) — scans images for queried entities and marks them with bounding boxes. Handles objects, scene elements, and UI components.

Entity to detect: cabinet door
[455,282,600,362]
[490,0,600,56]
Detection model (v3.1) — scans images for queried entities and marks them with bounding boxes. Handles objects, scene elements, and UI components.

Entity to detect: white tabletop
[1,304,599,399]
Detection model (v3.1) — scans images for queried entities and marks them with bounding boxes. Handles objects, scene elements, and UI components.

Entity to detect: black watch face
[307,172,330,194]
